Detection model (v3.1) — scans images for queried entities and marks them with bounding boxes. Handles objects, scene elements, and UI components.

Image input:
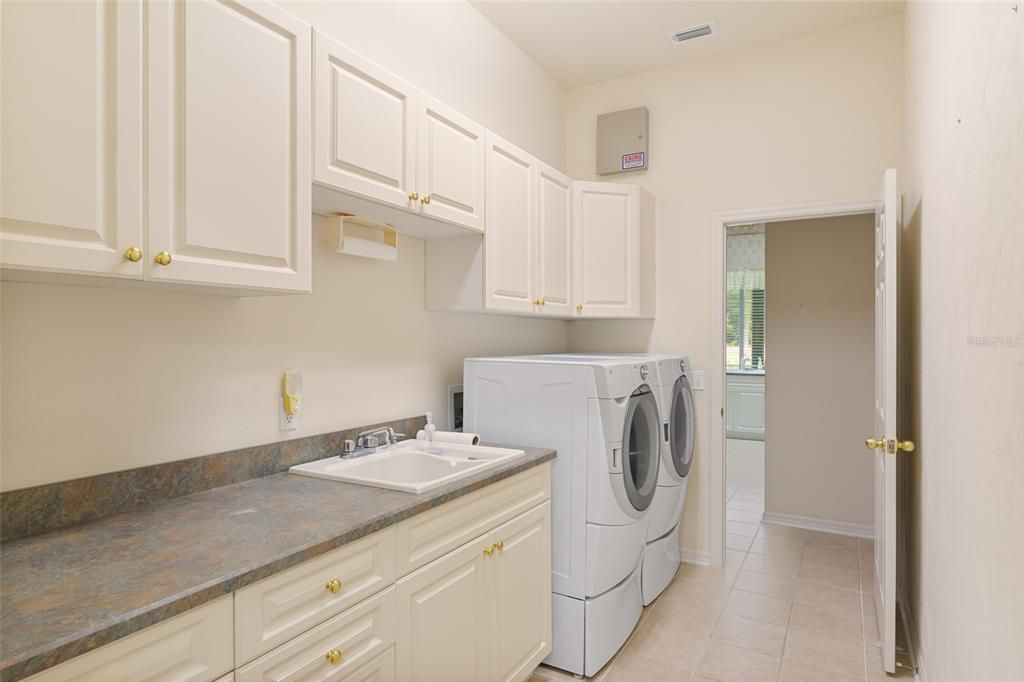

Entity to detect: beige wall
[763,215,875,528]
[0,1,568,492]
[563,14,904,556]
[903,3,1024,680]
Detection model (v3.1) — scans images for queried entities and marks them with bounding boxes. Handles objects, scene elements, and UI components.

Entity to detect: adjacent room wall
[563,14,904,557]
[903,3,1023,680]
[0,1,568,491]
[763,214,875,530]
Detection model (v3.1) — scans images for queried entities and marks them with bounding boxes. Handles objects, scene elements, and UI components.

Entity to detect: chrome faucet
[342,426,405,458]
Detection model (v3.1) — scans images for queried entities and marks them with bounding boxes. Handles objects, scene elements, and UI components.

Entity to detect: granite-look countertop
[0,446,555,682]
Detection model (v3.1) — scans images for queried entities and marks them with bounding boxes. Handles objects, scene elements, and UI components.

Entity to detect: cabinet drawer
[338,647,395,682]
[25,596,233,682]
[395,464,550,576]
[235,588,396,682]
[235,527,396,664]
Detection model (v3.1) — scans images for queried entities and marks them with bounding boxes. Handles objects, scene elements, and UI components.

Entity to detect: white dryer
[463,355,661,677]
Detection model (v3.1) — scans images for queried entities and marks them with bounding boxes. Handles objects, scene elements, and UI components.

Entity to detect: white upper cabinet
[573,182,655,319]
[0,0,143,279]
[146,0,311,293]
[533,163,573,318]
[484,132,536,313]
[314,31,418,212]
[417,95,486,232]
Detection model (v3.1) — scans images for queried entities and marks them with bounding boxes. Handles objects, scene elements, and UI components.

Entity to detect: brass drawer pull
[325,578,342,594]
[325,649,342,665]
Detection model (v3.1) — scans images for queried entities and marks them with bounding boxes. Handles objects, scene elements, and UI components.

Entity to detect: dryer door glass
[670,375,695,478]
[622,388,660,512]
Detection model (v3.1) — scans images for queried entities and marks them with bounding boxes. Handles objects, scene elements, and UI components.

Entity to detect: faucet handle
[392,432,405,443]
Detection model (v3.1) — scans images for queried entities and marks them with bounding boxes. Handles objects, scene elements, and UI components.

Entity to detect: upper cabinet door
[417,95,486,232]
[573,182,638,318]
[0,0,143,279]
[146,0,311,293]
[484,132,535,313]
[314,31,418,212]
[534,163,572,317]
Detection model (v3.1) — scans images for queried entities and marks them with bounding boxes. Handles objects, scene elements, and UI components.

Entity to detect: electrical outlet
[280,400,300,431]
[280,370,302,431]
[690,370,706,391]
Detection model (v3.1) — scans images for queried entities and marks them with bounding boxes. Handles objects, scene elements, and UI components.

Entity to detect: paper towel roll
[415,430,481,446]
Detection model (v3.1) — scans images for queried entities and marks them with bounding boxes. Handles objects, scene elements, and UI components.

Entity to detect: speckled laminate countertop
[0,446,555,682]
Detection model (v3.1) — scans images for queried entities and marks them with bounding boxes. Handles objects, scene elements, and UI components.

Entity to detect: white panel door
[573,182,638,318]
[534,163,573,317]
[0,0,143,278]
[488,504,552,682]
[484,132,536,313]
[417,95,485,231]
[147,0,311,292]
[314,31,418,212]
[395,537,490,682]
[869,168,908,673]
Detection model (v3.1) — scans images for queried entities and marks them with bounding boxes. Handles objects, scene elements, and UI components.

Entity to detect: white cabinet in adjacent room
[146,0,311,293]
[0,0,144,279]
[572,182,655,319]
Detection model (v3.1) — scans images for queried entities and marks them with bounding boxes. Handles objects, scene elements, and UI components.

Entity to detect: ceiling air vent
[670,22,717,44]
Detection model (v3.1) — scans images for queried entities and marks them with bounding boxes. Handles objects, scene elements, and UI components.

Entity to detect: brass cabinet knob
[420,195,431,205]
[896,440,916,452]
[123,247,142,263]
[865,438,884,450]
[576,304,583,313]
[325,578,342,594]
[532,299,541,306]
[483,544,495,556]
[154,251,172,266]
[494,540,504,551]
[539,299,545,307]
[409,192,419,202]
[325,649,342,665]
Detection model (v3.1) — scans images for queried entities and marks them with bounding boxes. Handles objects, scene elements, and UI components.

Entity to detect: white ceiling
[471,1,904,88]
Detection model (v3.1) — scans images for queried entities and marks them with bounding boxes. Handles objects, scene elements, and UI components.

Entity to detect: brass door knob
[420,195,431,205]
[325,578,342,594]
[325,649,342,665]
[483,544,495,556]
[154,251,172,266]
[123,247,142,262]
[494,540,504,551]
[409,192,419,202]
[576,304,583,313]
[865,438,885,450]
[539,299,545,307]
[896,440,916,452]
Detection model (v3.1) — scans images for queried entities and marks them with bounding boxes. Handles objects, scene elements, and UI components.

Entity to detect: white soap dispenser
[423,412,440,454]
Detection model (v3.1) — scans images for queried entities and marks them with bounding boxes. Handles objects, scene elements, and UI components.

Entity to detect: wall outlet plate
[690,370,706,391]
[280,369,302,431]
[280,399,300,431]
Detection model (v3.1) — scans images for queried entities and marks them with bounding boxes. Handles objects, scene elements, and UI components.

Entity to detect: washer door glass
[622,387,660,512]
[669,375,695,478]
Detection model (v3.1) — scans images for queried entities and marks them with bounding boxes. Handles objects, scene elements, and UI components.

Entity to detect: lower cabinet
[23,465,551,682]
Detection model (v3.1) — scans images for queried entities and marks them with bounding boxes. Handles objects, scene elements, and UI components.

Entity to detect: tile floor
[530,504,915,682]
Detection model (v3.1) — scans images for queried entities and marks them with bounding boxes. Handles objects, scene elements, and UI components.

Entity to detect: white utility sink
[289,440,525,494]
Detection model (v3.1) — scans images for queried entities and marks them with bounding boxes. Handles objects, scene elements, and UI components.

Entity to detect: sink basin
[289,440,525,493]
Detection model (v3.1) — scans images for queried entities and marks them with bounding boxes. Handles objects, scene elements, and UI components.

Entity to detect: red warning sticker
[622,152,645,170]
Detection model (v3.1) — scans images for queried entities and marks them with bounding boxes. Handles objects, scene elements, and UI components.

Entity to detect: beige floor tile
[727,520,760,538]
[602,619,706,682]
[793,582,862,611]
[789,601,863,641]
[727,509,764,525]
[804,531,859,553]
[728,499,766,514]
[757,523,808,541]
[711,614,787,656]
[783,628,865,679]
[862,593,880,644]
[733,569,797,600]
[727,533,754,551]
[694,640,780,682]
[723,589,792,626]
[860,567,875,593]
[742,551,802,579]
[797,561,861,592]
[530,664,579,682]
[725,549,747,567]
[778,658,863,682]
[643,596,720,639]
[748,535,806,556]
[800,547,860,571]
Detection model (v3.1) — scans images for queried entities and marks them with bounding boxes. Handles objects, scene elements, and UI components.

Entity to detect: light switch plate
[690,370,705,391]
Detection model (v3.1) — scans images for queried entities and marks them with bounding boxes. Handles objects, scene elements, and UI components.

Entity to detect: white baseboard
[679,548,711,566]
[762,512,873,539]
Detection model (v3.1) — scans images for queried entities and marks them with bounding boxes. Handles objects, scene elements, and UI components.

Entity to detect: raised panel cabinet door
[417,94,485,231]
[534,164,572,317]
[24,596,233,682]
[484,132,536,313]
[488,503,552,682]
[0,0,143,278]
[146,0,311,292]
[314,31,418,212]
[572,182,638,318]
[395,537,490,682]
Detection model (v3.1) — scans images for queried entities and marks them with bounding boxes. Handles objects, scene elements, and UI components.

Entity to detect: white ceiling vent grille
[670,22,718,44]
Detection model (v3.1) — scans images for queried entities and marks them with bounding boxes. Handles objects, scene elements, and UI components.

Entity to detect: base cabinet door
[0,0,144,279]
[146,0,311,293]
[488,503,553,682]
[395,536,490,682]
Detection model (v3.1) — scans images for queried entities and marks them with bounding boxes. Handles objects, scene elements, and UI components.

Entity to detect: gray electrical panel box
[596,106,649,175]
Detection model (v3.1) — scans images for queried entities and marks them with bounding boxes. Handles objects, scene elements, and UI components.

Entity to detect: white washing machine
[463,355,661,677]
